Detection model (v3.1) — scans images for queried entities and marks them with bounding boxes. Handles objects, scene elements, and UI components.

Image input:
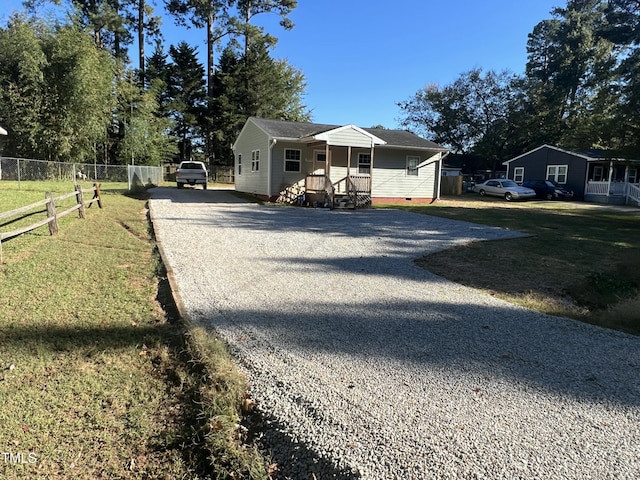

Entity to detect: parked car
[521,180,574,200]
[176,161,208,189]
[473,179,536,201]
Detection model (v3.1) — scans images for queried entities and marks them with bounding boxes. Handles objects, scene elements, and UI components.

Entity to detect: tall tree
[210,39,309,164]
[166,0,297,161]
[41,23,115,162]
[525,0,618,149]
[0,17,47,158]
[398,68,521,168]
[601,0,640,153]
[116,68,177,164]
[0,17,114,162]
[166,41,207,162]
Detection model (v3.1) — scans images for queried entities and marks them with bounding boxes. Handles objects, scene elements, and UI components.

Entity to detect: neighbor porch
[584,160,640,206]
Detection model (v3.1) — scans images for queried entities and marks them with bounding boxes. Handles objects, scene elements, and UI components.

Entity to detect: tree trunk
[138,0,145,86]
[206,10,215,163]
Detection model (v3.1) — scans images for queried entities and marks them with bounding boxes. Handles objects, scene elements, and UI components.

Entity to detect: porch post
[369,142,375,180]
[325,143,330,177]
[608,162,614,195]
[347,146,351,177]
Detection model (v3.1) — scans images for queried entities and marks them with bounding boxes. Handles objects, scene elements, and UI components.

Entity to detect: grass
[381,194,640,335]
[0,181,267,479]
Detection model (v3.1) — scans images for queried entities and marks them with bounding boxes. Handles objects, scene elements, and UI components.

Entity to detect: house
[503,145,640,206]
[232,117,449,207]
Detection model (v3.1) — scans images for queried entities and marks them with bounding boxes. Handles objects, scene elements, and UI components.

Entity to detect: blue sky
[3,0,562,129]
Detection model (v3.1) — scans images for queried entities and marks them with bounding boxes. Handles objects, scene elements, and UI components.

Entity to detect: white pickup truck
[176,161,208,189]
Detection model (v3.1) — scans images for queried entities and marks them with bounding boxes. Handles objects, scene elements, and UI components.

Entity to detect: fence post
[75,184,86,219]
[95,183,103,208]
[45,192,59,235]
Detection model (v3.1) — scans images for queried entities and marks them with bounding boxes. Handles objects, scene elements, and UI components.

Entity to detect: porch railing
[629,184,640,204]
[332,175,371,208]
[305,174,335,208]
[585,181,610,195]
[586,180,640,205]
[585,181,629,195]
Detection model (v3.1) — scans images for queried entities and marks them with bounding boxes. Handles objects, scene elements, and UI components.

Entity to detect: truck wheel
[203,183,207,190]
[177,182,183,189]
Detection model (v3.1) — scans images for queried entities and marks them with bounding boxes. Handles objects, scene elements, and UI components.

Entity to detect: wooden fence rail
[0,183,102,263]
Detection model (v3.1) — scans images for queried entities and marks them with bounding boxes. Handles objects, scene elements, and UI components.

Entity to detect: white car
[473,179,536,201]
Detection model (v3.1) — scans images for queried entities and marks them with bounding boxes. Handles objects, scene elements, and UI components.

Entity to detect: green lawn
[0,181,266,479]
[383,195,640,334]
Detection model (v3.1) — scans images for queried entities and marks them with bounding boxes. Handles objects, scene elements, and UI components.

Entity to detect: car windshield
[501,180,517,187]
[545,181,556,187]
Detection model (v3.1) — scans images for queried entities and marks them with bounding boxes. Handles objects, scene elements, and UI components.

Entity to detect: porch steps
[334,194,355,209]
[333,193,372,209]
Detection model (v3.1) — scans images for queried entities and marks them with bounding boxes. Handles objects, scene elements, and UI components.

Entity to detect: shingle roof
[249,117,447,151]
[251,117,340,139]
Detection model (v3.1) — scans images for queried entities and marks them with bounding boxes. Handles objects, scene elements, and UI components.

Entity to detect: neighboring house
[232,117,449,206]
[503,144,640,206]
[441,167,462,176]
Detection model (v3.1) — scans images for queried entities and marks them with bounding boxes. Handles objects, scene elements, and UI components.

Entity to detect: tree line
[398,0,640,171]
[3,1,639,170]
[0,0,309,166]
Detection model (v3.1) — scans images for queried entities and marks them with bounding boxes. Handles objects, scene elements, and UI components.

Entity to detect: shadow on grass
[1,322,174,354]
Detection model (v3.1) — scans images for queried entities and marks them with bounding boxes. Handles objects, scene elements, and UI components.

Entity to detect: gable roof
[504,144,639,165]
[246,117,447,152]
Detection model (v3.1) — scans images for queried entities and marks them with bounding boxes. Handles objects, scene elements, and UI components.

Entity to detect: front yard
[386,195,640,335]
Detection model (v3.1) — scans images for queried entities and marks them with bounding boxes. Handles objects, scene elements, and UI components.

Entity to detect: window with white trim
[406,156,419,176]
[514,167,524,183]
[546,165,567,183]
[358,153,371,175]
[251,150,260,172]
[629,168,638,183]
[284,149,301,172]
[237,153,242,175]
[593,165,604,181]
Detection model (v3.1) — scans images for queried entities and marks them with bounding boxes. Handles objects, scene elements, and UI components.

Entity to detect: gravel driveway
[149,187,639,480]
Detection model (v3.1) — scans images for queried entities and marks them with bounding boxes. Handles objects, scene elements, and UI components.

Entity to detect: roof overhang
[378,143,448,153]
[0,126,7,135]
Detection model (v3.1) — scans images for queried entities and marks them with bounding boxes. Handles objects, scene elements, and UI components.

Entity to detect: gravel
[149,187,640,480]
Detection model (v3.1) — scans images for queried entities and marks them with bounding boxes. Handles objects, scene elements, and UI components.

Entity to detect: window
[284,149,301,172]
[406,156,419,176]
[251,150,260,172]
[629,168,638,183]
[358,153,371,175]
[514,167,524,183]
[592,165,604,181]
[237,153,242,175]
[546,165,567,183]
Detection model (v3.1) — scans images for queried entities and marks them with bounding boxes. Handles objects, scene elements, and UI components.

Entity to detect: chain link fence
[0,157,163,190]
[127,165,164,190]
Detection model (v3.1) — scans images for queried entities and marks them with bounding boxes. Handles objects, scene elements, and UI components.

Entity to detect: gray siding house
[232,117,449,207]
[503,145,640,206]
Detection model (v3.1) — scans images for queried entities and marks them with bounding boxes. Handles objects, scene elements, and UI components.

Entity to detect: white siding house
[233,117,449,206]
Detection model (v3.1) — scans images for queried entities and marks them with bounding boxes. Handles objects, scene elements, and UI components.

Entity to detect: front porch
[278,173,372,209]
[585,160,640,206]
[276,124,384,209]
[585,181,640,206]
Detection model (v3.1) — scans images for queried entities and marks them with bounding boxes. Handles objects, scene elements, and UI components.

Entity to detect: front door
[314,150,327,175]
